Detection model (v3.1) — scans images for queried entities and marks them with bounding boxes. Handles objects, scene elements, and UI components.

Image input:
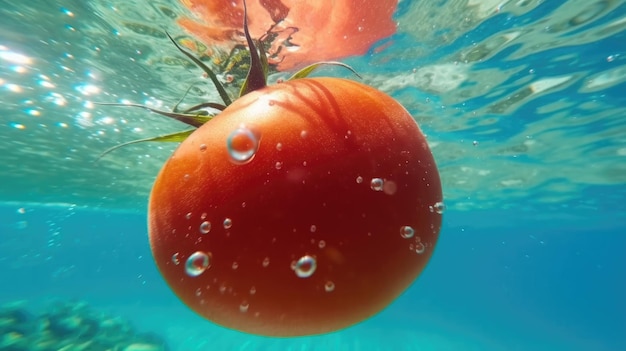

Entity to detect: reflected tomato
[178,0,398,70]
[148,77,442,336]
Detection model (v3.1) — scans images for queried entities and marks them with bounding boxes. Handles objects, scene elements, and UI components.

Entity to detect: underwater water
[1,0,625,350]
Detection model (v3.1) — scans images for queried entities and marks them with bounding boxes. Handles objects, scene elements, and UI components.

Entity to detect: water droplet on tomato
[199,221,211,234]
[185,251,211,277]
[171,252,180,265]
[223,218,233,229]
[400,226,415,239]
[324,281,335,292]
[240,301,249,313]
[370,178,384,191]
[434,202,446,214]
[227,126,259,164]
[415,242,426,254]
[383,180,397,195]
[293,255,317,278]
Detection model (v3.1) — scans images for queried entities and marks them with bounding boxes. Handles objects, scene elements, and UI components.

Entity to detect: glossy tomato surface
[148,77,442,336]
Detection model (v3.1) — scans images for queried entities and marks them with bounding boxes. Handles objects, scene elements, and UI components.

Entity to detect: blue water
[2,0,626,350]
[1,202,624,350]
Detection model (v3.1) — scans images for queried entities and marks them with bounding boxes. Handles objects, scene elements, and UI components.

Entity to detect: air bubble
[249,286,256,295]
[293,255,317,278]
[310,225,317,233]
[227,125,259,164]
[262,257,270,267]
[400,226,415,239]
[185,251,211,277]
[199,221,211,234]
[185,212,192,220]
[370,178,384,191]
[300,130,308,138]
[171,252,180,265]
[324,281,335,292]
[199,143,207,151]
[356,176,363,184]
[275,161,283,170]
[232,261,239,270]
[276,143,283,151]
[318,240,326,249]
[223,218,233,229]
[434,202,446,214]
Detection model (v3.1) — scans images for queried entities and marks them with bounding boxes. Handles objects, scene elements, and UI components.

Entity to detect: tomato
[147,77,443,336]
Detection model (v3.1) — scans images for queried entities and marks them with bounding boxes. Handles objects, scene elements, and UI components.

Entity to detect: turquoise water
[1,0,625,350]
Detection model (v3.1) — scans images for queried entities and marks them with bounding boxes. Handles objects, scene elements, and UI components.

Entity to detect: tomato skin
[148,77,442,336]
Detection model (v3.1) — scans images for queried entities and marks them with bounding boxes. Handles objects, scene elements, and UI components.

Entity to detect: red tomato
[148,77,442,336]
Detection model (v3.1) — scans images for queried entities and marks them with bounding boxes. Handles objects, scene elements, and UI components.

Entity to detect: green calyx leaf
[166,32,233,106]
[289,61,362,81]
[96,129,194,161]
[95,102,214,128]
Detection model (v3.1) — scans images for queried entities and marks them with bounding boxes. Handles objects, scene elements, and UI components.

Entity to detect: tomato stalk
[98,0,359,160]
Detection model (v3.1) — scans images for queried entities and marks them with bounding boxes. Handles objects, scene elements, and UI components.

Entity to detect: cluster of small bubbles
[223,218,233,229]
[293,255,317,278]
[318,240,326,249]
[262,257,270,267]
[356,176,363,184]
[324,281,335,292]
[276,143,283,151]
[185,251,211,277]
[199,221,211,234]
[185,212,192,220]
[275,161,283,170]
[171,252,180,265]
[370,178,384,191]
[400,226,415,239]
[227,125,259,164]
[239,301,250,313]
[232,261,239,270]
[199,143,207,152]
[310,225,317,233]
